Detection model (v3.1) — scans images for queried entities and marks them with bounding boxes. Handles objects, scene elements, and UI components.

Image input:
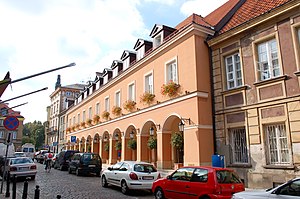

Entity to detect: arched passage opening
[93,133,100,154]
[80,137,85,152]
[140,121,158,165]
[112,129,122,163]
[160,115,183,169]
[124,125,137,161]
[86,135,92,152]
[101,131,109,164]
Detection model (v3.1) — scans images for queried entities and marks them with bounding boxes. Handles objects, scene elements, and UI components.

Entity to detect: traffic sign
[71,136,76,143]
[3,116,19,131]
[4,131,12,145]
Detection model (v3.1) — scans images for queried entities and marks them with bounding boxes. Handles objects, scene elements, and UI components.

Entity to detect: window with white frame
[128,83,135,101]
[123,59,130,70]
[96,103,100,115]
[0,119,3,126]
[82,111,86,122]
[264,123,290,165]
[145,73,153,94]
[136,48,145,61]
[0,131,3,138]
[115,91,121,107]
[166,60,178,83]
[88,107,92,119]
[154,34,162,48]
[229,127,248,164]
[225,53,242,89]
[257,39,280,81]
[105,97,110,111]
[77,113,80,123]
[73,116,75,125]
[12,131,17,139]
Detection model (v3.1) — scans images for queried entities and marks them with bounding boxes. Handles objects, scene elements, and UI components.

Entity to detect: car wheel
[31,175,36,180]
[121,180,129,195]
[154,187,165,199]
[76,168,81,176]
[101,175,108,187]
[60,165,64,171]
[68,167,72,174]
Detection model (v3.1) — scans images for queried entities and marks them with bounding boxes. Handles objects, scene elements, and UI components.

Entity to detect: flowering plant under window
[123,100,136,112]
[93,115,100,123]
[112,106,122,116]
[161,80,180,97]
[140,92,155,105]
[101,111,110,120]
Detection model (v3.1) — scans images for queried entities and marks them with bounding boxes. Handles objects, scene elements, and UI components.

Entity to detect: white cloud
[143,0,176,6]
[180,0,228,17]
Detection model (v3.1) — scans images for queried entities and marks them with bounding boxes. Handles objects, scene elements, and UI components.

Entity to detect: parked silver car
[232,177,300,198]
[101,161,161,194]
[2,157,37,180]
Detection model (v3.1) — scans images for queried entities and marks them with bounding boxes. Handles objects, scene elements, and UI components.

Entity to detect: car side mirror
[108,167,113,171]
[167,175,172,180]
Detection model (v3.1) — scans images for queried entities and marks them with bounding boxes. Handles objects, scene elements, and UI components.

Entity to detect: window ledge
[253,75,288,87]
[263,165,295,170]
[294,71,300,76]
[221,85,249,95]
[227,164,252,168]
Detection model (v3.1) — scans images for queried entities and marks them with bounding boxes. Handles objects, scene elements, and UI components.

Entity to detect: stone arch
[86,135,92,152]
[111,128,122,164]
[159,114,182,169]
[140,120,159,165]
[93,133,100,154]
[124,125,137,161]
[101,131,110,164]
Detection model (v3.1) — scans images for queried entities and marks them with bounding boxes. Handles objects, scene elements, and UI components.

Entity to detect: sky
[0,0,228,123]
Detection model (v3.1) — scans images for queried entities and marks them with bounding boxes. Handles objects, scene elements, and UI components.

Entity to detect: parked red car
[152,166,245,199]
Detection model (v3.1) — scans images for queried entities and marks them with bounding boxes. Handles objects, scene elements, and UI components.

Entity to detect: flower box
[80,121,86,128]
[101,111,110,120]
[161,80,180,97]
[112,106,122,116]
[123,100,136,112]
[140,92,155,105]
[86,119,92,126]
[93,115,100,123]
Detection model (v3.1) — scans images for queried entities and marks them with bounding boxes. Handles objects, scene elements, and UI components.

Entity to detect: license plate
[19,167,28,171]
[89,165,96,167]
[142,176,154,180]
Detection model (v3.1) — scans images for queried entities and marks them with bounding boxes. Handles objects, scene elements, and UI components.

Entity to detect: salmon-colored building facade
[64,20,216,170]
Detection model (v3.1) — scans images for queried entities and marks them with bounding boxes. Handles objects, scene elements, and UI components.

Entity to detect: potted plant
[140,92,156,105]
[86,118,92,126]
[147,136,157,150]
[66,127,71,133]
[75,123,80,130]
[161,80,180,97]
[93,114,100,123]
[127,139,137,150]
[80,121,86,128]
[71,126,76,132]
[112,106,122,116]
[87,145,91,152]
[104,143,109,152]
[123,100,136,112]
[101,111,110,120]
[171,131,184,169]
[115,141,122,151]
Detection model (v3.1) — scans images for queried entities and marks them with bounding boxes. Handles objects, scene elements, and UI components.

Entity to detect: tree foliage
[22,120,45,149]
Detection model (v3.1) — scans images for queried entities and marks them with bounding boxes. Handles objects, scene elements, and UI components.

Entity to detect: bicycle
[45,159,51,173]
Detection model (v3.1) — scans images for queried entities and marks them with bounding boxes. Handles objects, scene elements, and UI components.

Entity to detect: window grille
[229,127,248,164]
[264,123,290,165]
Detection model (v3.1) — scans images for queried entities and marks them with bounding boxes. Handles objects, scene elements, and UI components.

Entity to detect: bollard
[22,181,28,199]
[34,185,40,199]
[5,171,10,198]
[12,174,17,199]
[57,195,61,199]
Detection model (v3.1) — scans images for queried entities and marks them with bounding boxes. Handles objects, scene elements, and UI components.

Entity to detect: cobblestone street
[0,163,155,199]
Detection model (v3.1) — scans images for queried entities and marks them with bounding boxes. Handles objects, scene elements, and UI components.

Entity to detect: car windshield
[82,154,100,163]
[15,153,25,157]
[11,158,33,165]
[23,148,28,152]
[29,148,34,152]
[216,170,242,184]
[133,164,157,173]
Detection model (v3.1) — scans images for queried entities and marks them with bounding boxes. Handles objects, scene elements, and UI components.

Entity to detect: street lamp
[130,131,134,139]
[178,120,185,133]
[149,127,154,136]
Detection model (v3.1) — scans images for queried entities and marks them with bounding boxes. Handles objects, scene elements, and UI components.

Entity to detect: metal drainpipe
[205,40,217,154]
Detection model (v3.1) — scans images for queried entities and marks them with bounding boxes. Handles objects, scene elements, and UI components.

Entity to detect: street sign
[71,136,76,143]
[3,116,19,131]
[4,131,12,145]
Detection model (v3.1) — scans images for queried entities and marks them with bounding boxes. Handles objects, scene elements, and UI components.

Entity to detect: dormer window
[137,48,145,61]
[134,39,153,61]
[123,58,130,70]
[153,34,162,48]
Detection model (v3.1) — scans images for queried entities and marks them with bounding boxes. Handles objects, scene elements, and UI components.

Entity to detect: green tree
[22,120,45,149]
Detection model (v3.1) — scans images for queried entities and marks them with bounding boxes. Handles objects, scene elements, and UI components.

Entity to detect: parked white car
[232,177,300,199]
[101,161,161,194]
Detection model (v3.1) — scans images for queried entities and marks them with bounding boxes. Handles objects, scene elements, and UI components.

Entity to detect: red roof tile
[204,0,240,26]
[220,0,292,33]
[175,14,212,30]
